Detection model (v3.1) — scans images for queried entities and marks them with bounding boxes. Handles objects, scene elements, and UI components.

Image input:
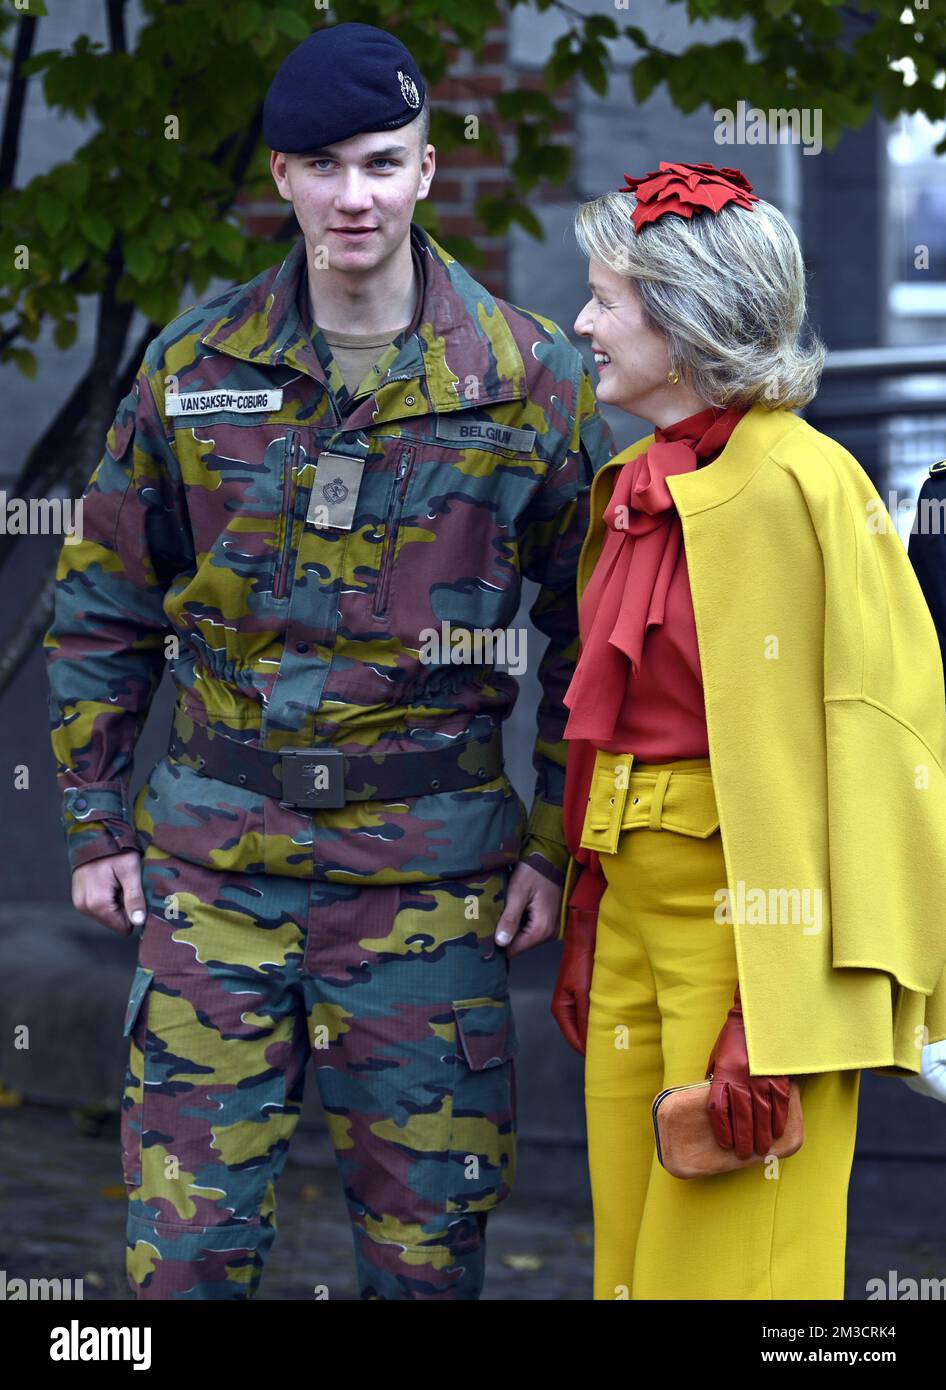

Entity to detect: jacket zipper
[273,428,298,600]
[372,446,415,619]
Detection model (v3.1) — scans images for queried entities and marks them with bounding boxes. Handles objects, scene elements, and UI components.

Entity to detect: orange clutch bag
[652,1078,804,1179]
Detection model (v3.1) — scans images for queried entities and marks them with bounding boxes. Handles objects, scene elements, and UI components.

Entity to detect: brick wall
[427,27,512,296]
[427,25,579,298]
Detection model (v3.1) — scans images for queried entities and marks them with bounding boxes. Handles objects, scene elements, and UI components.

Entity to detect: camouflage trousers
[120,843,519,1300]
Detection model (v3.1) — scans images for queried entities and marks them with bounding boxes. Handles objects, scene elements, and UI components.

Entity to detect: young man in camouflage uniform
[43,22,613,1300]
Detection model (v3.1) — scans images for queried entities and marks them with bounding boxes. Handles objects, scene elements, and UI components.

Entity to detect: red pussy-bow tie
[563,407,743,743]
[598,437,697,676]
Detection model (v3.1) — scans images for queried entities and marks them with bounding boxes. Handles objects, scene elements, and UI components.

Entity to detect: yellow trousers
[581,753,861,1300]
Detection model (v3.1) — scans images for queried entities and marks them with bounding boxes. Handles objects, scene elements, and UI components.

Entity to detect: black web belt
[168,707,504,810]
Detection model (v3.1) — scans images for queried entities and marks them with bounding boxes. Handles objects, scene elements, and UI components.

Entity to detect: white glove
[902,1039,946,1103]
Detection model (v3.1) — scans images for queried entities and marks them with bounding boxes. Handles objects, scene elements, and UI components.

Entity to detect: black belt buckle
[278,746,346,808]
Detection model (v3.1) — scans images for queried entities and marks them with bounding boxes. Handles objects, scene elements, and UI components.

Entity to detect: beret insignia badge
[398,69,421,109]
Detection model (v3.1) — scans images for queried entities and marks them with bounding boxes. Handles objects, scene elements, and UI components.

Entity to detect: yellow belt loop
[605,752,633,852]
[648,770,672,831]
[580,750,636,854]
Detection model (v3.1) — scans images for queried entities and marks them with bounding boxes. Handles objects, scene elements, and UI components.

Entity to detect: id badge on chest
[306,452,366,530]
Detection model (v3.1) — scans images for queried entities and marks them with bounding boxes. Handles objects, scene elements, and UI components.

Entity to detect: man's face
[270,115,435,274]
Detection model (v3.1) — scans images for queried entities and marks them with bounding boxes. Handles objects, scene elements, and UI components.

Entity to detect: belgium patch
[435,417,536,453]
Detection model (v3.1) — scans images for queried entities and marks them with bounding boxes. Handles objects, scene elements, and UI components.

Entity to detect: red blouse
[560,402,748,925]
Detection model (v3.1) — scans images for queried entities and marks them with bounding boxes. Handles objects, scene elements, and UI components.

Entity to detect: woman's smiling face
[574,258,674,418]
[574,256,709,427]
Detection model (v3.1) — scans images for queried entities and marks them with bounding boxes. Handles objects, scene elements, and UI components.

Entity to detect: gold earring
[667,368,680,385]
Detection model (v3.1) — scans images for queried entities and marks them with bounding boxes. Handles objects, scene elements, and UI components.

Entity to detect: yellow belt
[578,750,719,856]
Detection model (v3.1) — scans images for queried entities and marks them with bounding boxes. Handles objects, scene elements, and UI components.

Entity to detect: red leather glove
[551,909,596,1055]
[704,986,791,1159]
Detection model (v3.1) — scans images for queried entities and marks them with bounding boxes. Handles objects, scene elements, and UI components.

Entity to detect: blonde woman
[551,161,946,1300]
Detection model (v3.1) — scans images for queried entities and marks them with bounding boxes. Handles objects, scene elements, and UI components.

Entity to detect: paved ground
[0,1102,594,1301]
[3,1100,945,1302]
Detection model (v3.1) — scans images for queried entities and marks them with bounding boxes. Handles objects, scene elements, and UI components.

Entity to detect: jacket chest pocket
[372,445,415,619]
[363,430,537,633]
[173,420,306,599]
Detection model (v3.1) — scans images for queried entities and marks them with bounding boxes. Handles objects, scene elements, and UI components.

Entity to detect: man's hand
[72,850,147,937]
[494,861,563,957]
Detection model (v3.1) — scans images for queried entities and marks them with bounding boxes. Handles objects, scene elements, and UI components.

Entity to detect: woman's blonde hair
[574,189,825,410]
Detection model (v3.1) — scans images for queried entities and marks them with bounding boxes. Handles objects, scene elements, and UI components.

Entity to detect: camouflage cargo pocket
[445,991,519,1215]
[120,964,154,1190]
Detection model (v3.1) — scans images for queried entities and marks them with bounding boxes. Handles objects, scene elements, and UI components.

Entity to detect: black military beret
[263,22,426,153]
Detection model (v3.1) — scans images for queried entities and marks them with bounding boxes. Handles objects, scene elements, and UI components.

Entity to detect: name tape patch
[435,417,536,452]
[165,389,284,417]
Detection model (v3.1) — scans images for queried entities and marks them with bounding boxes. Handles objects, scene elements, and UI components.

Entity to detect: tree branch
[106,0,129,54]
[0,258,105,357]
[840,5,879,30]
[0,251,146,689]
[0,313,159,525]
[546,0,586,25]
[0,11,39,191]
[226,104,264,194]
[0,240,136,581]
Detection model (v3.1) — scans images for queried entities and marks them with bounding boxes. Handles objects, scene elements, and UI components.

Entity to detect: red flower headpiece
[618,161,758,233]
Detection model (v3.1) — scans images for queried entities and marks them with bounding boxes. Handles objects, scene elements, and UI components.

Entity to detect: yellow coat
[559,401,946,1077]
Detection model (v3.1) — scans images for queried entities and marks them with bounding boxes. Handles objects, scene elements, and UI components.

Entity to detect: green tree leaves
[2,0,944,387]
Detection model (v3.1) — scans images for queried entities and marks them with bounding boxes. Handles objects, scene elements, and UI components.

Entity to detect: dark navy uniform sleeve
[908,468,946,683]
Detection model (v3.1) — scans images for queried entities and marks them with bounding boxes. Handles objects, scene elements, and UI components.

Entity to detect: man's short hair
[413,94,431,152]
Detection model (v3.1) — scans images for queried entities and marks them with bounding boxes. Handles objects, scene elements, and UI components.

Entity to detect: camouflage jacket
[43,225,614,886]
